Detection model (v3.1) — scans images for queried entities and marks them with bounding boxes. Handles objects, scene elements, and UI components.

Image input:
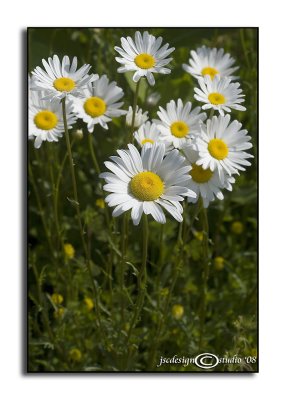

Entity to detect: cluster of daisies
[29,31,253,225]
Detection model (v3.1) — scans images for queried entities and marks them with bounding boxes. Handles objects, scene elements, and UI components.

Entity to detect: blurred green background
[28,28,258,372]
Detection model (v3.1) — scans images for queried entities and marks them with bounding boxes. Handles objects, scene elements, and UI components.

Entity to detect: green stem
[148,218,184,369]
[88,133,101,175]
[240,28,251,69]
[198,196,210,350]
[28,162,54,257]
[119,214,128,324]
[62,98,103,334]
[127,79,141,145]
[126,214,148,368]
[88,133,110,227]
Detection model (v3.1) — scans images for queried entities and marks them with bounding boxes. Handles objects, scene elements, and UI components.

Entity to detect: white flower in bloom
[100,143,196,225]
[194,75,246,115]
[183,46,238,81]
[72,75,127,132]
[192,115,253,183]
[183,146,235,208]
[29,79,77,148]
[156,99,207,149]
[31,55,95,102]
[126,106,148,128]
[134,121,173,152]
[115,31,175,86]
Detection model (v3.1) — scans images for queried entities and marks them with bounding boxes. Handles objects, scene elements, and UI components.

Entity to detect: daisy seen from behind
[194,75,246,116]
[72,75,127,132]
[115,31,175,86]
[156,99,207,149]
[100,143,196,225]
[183,146,235,208]
[183,46,238,81]
[126,106,148,129]
[31,55,95,102]
[134,121,173,152]
[192,114,253,183]
[29,79,77,148]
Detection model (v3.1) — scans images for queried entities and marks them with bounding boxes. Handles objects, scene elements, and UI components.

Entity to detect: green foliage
[28,28,257,372]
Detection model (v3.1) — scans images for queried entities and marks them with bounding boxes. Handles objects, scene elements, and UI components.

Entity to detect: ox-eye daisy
[183,46,238,81]
[192,115,253,183]
[31,55,95,102]
[72,75,127,132]
[194,75,246,115]
[115,31,175,86]
[183,146,235,208]
[29,82,77,148]
[134,121,173,152]
[126,106,148,129]
[156,99,206,149]
[100,143,196,225]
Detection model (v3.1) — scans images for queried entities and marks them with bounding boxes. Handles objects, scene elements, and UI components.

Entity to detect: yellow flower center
[170,121,189,138]
[201,66,218,80]
[130,171,164,201]
[34,110,58,130]
[53,77,75,92]
[84,97,106,117]
[134,53,155,69]
[208,138,229,160]
[141,138,154,145]
[190,164,213,183]
[208,92,226,105]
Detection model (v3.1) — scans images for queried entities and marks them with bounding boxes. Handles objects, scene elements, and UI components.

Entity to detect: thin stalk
[88,133,110,227]
[88,133,101,175]
[156,224,165,313]
[127,79,141,144]
[240,28,251,69]
[125,214,148,367]
[198,197,210,350]
[148,218,184,369]
[62,98,103,334]
[119,213,128,324]
[28,162,54,257]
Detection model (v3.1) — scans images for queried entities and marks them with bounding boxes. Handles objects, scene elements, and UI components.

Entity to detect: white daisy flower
[134,121,173,152]
[115,31,175,86]
[156,99,207,149]
[31,55,95,102]
[183,46,239,81]
[126,106,148,129]
[29,80,77,149]
[72,75,127,132]
[194,75,246,116]
[100,143,196,225]
[192,115,253,183]
[183,146,235,208]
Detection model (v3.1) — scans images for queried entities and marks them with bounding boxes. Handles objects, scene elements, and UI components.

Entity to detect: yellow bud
[172,304,184,320]
[64,243,75,259]
[194,231,204,241]
[231,221,244,235]
[160,288,169,297]
[51,293,63,305]
[84,297,94,311]
[96,198,105,209]
[69,348,82,362]
[53,307,65,319]
[214,256,225,270]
